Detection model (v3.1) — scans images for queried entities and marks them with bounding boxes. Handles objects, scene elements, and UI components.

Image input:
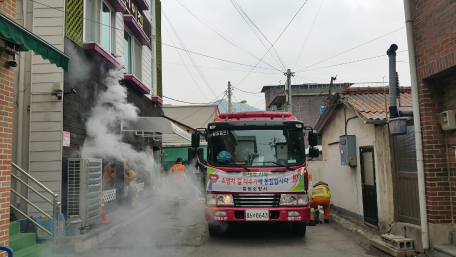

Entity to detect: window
[124,30,142,80]
[84,0,116,53]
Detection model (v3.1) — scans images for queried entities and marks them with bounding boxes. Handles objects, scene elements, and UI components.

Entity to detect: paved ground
[75,196,387,257]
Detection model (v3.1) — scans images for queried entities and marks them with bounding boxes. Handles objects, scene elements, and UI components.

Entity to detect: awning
[0,13,69,71]
[121,117,191,145]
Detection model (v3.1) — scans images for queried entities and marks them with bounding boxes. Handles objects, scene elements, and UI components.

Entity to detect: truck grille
[233,194,280,207]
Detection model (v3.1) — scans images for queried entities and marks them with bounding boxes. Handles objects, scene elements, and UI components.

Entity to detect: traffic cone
[101,192,111,225]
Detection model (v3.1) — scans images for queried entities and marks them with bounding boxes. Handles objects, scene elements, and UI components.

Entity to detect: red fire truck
[191,111,319,236]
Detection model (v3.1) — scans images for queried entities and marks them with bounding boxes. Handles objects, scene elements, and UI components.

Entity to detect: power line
[162,43,279,71]
[296,50,408,73]
[174,0,282,72]
[232,94,257,112]
[233,75,284,94]
[163,96,220,105]
[179,91,227,122]
[162,9,217,98]
[162,21,211,101]
[230,0,287,70]
[295,26,406,72]
[235,0,309,88]
[293,0,324,69]
[163,61,280,75]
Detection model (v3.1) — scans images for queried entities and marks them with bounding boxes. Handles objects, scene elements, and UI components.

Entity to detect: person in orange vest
[308,181,331,226]
[126,170,138,207]
[168,158,188,204]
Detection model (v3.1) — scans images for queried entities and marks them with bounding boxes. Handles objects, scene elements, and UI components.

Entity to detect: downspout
[387,44,398,119]
[403,0,429,249]
[15,0,27,205]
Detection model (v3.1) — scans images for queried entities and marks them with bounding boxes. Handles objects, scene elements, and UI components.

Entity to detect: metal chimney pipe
[387,44,398,119]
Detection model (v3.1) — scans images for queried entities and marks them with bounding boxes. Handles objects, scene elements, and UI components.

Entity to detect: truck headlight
[280,194,297,205]
[297,194,308,205]
[216,194,234,205]
[206,194,216,206]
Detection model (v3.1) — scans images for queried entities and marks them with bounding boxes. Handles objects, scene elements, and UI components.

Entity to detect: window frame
[124,28,143,80]
[84,0,116,54]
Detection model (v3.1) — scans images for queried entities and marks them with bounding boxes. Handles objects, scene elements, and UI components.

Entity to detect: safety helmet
[217,150,232,162]
[127,170,137,178]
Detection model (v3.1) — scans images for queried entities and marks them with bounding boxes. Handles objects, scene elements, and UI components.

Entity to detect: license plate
[246,209,269,221]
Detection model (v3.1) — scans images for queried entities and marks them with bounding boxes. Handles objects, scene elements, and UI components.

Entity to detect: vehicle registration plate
[246,209,269,221]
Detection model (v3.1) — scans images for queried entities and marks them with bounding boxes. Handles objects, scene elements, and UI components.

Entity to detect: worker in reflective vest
[168,157,188,204]
[308,181,331,226]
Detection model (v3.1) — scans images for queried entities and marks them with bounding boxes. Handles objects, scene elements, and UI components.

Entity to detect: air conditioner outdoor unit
[67,158,103,228]
[438,110,456,130]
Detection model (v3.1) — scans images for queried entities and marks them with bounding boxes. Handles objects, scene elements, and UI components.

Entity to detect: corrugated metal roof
[340,92,413,122]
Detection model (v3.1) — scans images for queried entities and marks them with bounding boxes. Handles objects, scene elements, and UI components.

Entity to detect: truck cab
[191,111,319,236]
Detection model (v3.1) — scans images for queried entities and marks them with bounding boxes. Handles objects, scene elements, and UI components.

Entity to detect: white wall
[25,0,65,216]
[320,107,394,231]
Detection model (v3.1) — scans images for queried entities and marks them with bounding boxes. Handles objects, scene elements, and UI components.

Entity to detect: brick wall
[0,0,16,252]
[411,0,456,224]
[0,0,16,19]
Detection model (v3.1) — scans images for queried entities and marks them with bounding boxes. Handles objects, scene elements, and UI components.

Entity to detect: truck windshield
[207,129,305,167]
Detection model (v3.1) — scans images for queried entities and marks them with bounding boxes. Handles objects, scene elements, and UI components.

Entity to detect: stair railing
[10,162,61,254]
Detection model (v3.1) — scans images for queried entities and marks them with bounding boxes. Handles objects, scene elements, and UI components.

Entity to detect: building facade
[11,0,163,218]
[261,83,347,129]
[407,0,456,254]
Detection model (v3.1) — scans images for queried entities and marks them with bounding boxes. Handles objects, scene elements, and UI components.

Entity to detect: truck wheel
[292,222,306,236]
[208,222,223,236]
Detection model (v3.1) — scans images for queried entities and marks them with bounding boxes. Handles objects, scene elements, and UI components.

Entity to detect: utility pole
[228,81,232,113]
[284,69,294,114]
[326,75,337,107]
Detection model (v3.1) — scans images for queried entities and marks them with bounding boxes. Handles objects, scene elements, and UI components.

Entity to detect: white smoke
[81,68,159,182]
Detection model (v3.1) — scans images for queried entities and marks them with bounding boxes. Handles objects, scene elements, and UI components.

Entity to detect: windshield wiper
[230,163,250,171]
[260,161,294,170]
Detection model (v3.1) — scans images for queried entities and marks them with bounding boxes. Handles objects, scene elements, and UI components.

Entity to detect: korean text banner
[206,168,305,193]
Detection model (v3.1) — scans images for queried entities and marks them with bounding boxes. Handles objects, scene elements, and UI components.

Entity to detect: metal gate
[393,125,420,225]
[360,146,378,226]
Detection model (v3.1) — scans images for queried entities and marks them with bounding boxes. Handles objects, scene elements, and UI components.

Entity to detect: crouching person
[308,181,331,226]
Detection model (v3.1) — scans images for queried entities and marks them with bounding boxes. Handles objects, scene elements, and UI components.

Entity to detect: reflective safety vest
[312,184,331,199]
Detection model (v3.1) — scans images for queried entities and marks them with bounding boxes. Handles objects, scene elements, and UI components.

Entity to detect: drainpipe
[403,0,429,250]
[15,0,27,205]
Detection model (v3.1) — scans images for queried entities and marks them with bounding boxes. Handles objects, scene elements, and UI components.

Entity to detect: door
[360,146,378,226]
[393,125,420,225]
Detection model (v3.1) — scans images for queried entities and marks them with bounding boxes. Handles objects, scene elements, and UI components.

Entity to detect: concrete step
[435,245,456,257]
[9,222,21,236]
[13,244,50,257]
[371,239,416,257]
[9,233,36,252]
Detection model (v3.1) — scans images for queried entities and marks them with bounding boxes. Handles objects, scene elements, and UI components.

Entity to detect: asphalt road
[79,196,387,257]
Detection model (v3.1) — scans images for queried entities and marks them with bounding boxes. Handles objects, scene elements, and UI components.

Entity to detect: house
[314,87,417,242]
[10,0,163,219]
[1,0,70,250]
[261,83,348,128]
[161,104,219,170]
[403,0,456,255]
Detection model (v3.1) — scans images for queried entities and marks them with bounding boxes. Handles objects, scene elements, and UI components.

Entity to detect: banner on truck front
[206,167,305,192]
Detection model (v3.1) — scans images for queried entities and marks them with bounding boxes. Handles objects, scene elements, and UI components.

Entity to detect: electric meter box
[340,135,357,166]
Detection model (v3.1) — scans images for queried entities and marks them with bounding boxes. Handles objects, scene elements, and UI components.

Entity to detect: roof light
[210,125,216,129]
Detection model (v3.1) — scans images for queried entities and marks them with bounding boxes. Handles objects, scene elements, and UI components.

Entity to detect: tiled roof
[340,91,413,122]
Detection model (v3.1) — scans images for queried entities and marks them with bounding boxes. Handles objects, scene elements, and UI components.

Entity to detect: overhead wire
[162,9,218,98]
[293,0,324,69]
[234,0,309,88]
[294,26,406,72]
[296,50,408,73]
[162,96,221,105]
[174,0,282,72]
[230,0,287,70]
[179,91,228,122]
[163,61,279,75]
[162,20,211,101]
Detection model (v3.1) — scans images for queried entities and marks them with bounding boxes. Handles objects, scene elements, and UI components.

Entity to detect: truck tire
[208,222,223,236]
[292,222,306,236]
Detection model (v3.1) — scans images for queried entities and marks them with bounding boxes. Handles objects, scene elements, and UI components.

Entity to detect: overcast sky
[161,0,411,110]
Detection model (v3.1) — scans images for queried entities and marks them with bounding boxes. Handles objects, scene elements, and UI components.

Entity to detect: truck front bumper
[205,206,310,222]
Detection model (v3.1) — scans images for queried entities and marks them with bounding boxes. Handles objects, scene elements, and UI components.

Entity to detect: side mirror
[308,130,318,147]
[309,147,319,158]
[191,131,200,148]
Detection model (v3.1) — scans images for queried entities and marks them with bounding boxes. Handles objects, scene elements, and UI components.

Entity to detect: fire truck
[191,111,319,236]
